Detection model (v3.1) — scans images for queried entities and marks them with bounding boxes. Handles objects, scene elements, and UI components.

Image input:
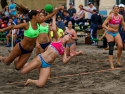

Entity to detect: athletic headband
[36,10,40,12]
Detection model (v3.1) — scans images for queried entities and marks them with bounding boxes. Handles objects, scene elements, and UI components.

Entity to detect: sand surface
[0,38,125,94]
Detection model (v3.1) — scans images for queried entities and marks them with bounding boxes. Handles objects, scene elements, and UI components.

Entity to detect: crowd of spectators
[0,1,103,47]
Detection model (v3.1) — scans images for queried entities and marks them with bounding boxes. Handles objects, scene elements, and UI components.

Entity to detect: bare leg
[36,46,51,78]
[13,35,17,45]
[48,68,51,79]
[21,56,41,74]
[0,43,21,64]
[106,34,115,69]
[35,46,40,56]
[123,43,125,50]
[24,67,51,87]
[6,34,11,45]
[37,66,51,79]
[14,52,32,70]
[115,34,123,66]
[66,45,70,56]
[109,55,114,69]
[35,46,44,56]
[70,43,83,56]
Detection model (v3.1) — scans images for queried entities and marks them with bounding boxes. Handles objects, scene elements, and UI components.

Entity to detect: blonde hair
[79,4,83,8]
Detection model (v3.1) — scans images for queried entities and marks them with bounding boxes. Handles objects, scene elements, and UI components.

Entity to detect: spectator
[0,11,3,20]
[6,18,17,47]
[2,5,10,18]
[56,15,65,31]
[65,21,83,56]
[16,18,24,43]
[5,17,13,36]
[71,4,85,29]
[68,2,76,18]
[2,14,9,24]
[90,9,102,45]
[56,5,64,20]
[12,15,18,25]
[0,19,2,29]
[9,0,17,16]
[63,10,70,27]
[119,4,125,50]
[83,2,96,24]
[50,26,64,40]
[41,9,47,16]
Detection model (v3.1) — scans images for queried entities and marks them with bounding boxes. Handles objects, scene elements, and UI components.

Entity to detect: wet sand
[0,38,125,94]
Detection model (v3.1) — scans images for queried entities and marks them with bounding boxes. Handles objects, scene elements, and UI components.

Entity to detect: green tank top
[24,22,40,38]
[39,23,49,34]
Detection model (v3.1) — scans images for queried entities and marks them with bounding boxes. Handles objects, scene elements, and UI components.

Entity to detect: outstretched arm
[83,8,93,13]
[0,23,27,32]
[62,49,75,64]
[52,15,59,41]
[39,7,64,23]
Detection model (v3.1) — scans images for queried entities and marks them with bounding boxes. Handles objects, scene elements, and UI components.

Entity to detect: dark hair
[16,3,39,19]
[93,9,97,12]
[41,9,45,12]
[4,5,9,11]
[63,9,68,13]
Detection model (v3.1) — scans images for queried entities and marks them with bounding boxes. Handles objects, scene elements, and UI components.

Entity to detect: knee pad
[108,42,114,55]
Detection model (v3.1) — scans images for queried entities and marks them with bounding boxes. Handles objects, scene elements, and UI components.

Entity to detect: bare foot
[110,66,115,69]
[116,60,122,66]
[24,79,31,87]
[76,50,83,56]
[79,51,83,55]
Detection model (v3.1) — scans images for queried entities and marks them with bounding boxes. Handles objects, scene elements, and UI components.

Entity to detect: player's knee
[118,45,123,50]
[21,69,26,74]
[37,83,45,88]
[108,42,114,55]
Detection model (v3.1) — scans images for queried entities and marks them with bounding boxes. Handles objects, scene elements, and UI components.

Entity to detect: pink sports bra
[50,40,65,55]
[109,14,121,25]
[65,29,74,37]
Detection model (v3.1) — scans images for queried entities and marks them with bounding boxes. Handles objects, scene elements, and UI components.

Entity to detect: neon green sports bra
[24,22,40,38]
[39,23,49,34]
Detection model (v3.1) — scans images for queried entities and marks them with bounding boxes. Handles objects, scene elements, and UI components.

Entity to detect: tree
[1,0,8,9]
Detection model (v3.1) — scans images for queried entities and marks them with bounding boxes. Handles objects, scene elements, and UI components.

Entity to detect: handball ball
[44,4,53,13]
